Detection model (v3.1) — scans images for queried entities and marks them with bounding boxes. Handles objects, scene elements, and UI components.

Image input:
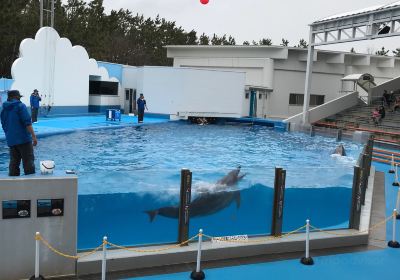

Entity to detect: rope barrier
[35,212,394,260]
[106,234,199,253]
[310,214,394,237]
[37,234,104,260]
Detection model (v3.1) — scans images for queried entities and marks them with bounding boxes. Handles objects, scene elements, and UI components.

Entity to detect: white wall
[139,67,246,117]
[168,46,400,120]
[11,27,116,109]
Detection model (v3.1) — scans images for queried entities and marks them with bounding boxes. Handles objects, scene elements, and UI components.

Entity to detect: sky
[94,0,400,54]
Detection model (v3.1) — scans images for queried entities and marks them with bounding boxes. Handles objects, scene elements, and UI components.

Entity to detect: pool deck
[0,115,169,141]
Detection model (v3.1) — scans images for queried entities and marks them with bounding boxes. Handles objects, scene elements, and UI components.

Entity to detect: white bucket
[40,160,55,175]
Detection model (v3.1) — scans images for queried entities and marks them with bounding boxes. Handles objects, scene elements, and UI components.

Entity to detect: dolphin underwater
[332,144,346,156]
[145,166,245,222]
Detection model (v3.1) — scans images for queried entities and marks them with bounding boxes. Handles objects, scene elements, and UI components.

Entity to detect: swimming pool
[0,121,362,249]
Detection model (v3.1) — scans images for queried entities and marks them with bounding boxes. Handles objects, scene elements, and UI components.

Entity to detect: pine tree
[392,48,400,57]
[281,38,289,46]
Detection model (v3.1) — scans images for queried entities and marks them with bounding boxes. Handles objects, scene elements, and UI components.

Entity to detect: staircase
[314,95,400,141]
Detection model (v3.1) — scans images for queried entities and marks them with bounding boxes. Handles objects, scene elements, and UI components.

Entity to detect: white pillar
[302,27,315,125]
[102,236,107,280]
[35,232,40,278]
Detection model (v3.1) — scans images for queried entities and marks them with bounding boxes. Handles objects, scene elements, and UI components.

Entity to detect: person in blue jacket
[137,93,148,123]
[30,89,41,123]
[1,90,38,176]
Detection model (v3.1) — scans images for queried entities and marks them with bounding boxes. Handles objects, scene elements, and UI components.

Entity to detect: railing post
[178,168,192,245]
[190,229,205,280]
[389,154,395,174]
[310,125,315,137]
[300,219,314,265]
[336,129,342,142]
[30,232,45,280]
[349,165,362,229]
[396,190,400,220]
[102,236,107,280]
[393,164,399,187]
[388,210,400,248]
[271,167,286,236]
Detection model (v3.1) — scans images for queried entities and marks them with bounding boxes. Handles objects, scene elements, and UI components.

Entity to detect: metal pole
[102,236,107,280]
[394,164,400,186]
[397,190,400,220]
[40,0,43,28]
[390,154,395,173]
[300,219,314,265]
[190,229,205,280]
[305,220,310,259]
[35,232,40,278]
[51,0,55,28]
[388,209,400,248]
[301,27,315,125]
[196,229,203,273]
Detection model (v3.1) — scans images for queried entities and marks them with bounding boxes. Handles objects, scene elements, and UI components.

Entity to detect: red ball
[200,0,209,4]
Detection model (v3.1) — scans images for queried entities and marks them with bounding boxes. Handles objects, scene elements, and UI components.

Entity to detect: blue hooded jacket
[30,94,41,109]
[1,100,32,147]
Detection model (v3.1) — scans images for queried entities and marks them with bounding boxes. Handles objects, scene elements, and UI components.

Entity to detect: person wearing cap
[1,90,38,176]
[136,93,148,123]
[30,89,41,123]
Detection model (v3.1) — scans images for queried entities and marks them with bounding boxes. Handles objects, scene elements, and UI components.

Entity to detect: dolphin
[332,144,346,156]
[145,167,245,222]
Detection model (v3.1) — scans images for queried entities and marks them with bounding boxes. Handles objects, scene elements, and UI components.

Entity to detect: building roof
[313,1,400,24]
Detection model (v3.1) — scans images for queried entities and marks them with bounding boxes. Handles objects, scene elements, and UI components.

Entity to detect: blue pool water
[0,121,362,249]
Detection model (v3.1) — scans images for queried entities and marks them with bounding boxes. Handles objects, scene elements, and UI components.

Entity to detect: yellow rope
[106,234,199,253]
[310,214,393,236]
[38,235,104,260]
[203,224,307,244]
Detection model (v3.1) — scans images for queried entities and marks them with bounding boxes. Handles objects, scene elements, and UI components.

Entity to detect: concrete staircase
[314,96,400,141]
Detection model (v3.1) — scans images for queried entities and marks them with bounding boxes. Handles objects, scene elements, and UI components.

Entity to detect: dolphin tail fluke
[144,210,158,222]
[235,191,241,209]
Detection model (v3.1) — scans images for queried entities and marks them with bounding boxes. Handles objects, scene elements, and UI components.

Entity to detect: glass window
[289,93,324,106]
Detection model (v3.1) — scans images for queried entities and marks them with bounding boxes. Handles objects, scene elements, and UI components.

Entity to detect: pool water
[0,122,362,249]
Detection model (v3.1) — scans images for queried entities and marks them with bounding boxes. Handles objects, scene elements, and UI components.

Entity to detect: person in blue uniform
[1,90,38,176]
[30,89,41,123]
[137,93,148,123]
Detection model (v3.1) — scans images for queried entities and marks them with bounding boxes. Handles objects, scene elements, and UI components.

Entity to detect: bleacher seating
[314,94,400,141]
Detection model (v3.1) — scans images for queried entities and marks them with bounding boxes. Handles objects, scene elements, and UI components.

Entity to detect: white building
[167,45,400,119]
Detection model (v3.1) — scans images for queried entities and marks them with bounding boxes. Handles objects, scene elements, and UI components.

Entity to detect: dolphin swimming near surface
[332,144,346,156]
[145,166,245,222]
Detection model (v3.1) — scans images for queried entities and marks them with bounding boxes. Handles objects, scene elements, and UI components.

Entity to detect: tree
[281,38,289,46]
[297,39,308,48]
[251,40,258,45]
[259,38,272,46]
[199,33,210,45]
[350,47,356,53]
[393,48,400,57]
[375,47,389,56]
[243,41,250,45]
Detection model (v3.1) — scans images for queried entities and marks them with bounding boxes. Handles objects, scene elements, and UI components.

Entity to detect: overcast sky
[96,0,400,54]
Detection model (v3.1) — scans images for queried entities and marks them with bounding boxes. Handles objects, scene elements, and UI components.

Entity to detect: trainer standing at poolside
[30,89,41,123]
[137,93,148,123]
[1,90,38,176]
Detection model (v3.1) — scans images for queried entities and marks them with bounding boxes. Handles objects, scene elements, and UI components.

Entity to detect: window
[125,90,130,100]
[245,92,249,99]
[289,93,324,106]
[89,81,119,96]
[259,93,262,99]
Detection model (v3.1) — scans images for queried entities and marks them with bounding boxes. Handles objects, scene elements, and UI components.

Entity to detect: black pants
[9,142,35,176]
[31,107,38,123]
[138,109,145,122]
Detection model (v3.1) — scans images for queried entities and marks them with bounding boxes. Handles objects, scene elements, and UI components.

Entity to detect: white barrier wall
[11,27,117,111]
[129,66,246,117]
